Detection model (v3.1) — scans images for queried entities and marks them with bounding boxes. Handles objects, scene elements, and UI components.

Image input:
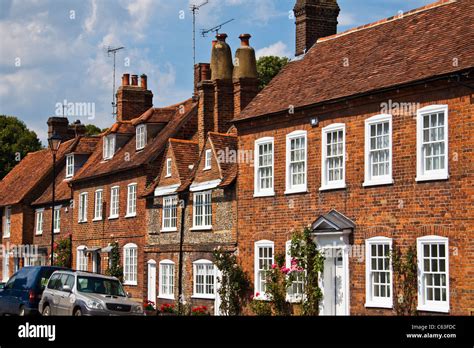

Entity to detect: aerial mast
[107,46,125,118]
[190,0,209,66]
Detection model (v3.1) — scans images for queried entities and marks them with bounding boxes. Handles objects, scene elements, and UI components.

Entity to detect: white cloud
[256,41,291,59]
[339,12,358,27]
[83,0,98,33]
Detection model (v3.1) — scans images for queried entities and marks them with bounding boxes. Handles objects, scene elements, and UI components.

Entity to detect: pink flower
[281,267,290,275]
[271,264,278,269]
[255,292,260,297]
[291,258,298,266]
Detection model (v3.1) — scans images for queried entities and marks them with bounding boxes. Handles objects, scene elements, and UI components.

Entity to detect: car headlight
[133,305,143,313]
[85,300,104,310]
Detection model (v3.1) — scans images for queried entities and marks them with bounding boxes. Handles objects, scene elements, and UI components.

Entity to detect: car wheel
[74,308,82,316]
[18,306,25,316]
[42,305,51,316]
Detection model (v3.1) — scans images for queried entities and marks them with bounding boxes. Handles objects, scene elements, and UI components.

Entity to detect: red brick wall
[235,81,474,315]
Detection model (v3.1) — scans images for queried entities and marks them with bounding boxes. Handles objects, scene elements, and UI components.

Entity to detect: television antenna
[190,1,209,66]
[201,18,235,38]
[107,46,125,118]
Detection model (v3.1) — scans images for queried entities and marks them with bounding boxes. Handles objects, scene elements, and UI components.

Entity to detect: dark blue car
[0,266,67,316]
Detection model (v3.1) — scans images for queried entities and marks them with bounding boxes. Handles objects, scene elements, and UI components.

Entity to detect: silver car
[39,270,144,316]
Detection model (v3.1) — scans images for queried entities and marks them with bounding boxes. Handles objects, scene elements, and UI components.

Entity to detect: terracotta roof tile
[236,0,474,121]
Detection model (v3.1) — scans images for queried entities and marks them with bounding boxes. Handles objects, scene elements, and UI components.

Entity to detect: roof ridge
[169,138,198,145]
[317,0,457,44]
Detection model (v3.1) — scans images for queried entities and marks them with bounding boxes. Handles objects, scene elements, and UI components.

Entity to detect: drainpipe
[177,190,188,314]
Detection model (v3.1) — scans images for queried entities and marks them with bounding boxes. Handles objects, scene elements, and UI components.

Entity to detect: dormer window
[103,134,116,160]
[204,149,212,170]
[66,154,74,178]
[166,158,172,177]
[136,124,147,150]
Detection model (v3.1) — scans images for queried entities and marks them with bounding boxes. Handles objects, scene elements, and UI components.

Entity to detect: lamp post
[48,133,62,266]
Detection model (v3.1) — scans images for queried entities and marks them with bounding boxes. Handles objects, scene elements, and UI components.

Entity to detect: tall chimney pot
[122,73,130,86]
[239,33,251,47]
[131,74,138,86]
[140,74,148,90]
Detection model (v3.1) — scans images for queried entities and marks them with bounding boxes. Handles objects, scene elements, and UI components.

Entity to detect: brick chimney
[294,0,340,57]
[233,34,259,119]
[116,73,153,122]
[194,63,211,98]
[47,117,85,141]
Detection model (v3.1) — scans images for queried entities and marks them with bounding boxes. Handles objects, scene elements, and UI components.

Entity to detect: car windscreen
[76,276,126,297]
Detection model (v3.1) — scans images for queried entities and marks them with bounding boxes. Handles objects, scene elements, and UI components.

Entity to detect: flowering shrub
[249,293,272,316]
[213,247,251,316]
[54,234,72,268]
[160,303,176,314]
[144,300,156,311]
[191,305,210,316]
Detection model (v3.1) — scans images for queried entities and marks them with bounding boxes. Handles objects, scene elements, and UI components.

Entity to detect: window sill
[161,228,178,233]
[190,226,213,232]
[92,218,103,222]
[123,281,137,286]
[203,167,211,171]
[125,214,137,219]
[319,183,346,191]
[158,295,175,300]
[286,296,303,303]
[191,295,216,300]
[365,301,393,309]
[35,232,43,236]
[253,191,275,198]
[78,220,87,224]
[284,188,308,195]
[416,173,449,182]
[417,304,449,313]
[108,216,119,220]
[53,231,60,234]
[363,179,394,187]
[165,175,171,178]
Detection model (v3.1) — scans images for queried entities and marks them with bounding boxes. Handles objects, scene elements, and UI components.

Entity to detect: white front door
[147,261,157,303]
[321,249,345,315]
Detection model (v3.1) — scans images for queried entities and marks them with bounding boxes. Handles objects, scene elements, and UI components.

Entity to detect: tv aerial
[201,19,235,38]
[107,46,125,118]
[190,0,209,66]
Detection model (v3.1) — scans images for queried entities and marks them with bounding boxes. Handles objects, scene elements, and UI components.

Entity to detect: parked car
[39,270,144,316]
[0,266,68,316]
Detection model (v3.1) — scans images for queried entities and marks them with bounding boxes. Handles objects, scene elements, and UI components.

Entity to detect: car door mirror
[62,285,72,293]
[127,292,132,298]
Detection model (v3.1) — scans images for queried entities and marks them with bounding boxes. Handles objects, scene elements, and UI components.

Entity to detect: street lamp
[48,133,62,266]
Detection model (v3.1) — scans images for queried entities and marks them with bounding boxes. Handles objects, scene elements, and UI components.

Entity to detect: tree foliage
[84,124,103,136]
[392,245,418,315]
[0,115,42,179]
[256,56,290,90]
[105,242,123,282]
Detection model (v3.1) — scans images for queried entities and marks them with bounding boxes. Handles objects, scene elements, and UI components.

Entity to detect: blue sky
[0,0,434,144]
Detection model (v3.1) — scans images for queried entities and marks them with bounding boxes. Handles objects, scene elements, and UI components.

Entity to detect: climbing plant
[392,245,418,316]
[105,242,123,282]
[54,234,72,268]
[213,247,251,316]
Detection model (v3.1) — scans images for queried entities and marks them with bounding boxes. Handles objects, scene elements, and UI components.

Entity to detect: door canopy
[311,210,355,236]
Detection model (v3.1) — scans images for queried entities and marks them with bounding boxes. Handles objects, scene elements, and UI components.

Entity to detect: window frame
[103,134,116,160]
[254,240,274,300]
[35,208,44,235]
[66,154,74,178]
[93,189,103,221]
[136,124,147,150]
[285,240,304,303]
[123,243,138,286]
[417,235,450,313]
[159,259,175,299]
[53,205,61,234]
[365,236,393,309]
[165,158,172,178]
[109,186,120,219]
[416,105,449,182]
[254,137,275,197]
[363,114,393,187]
[76,245,88,271]
[320,123,346,191]
[3,206,11,238]
[192,190,212,230]
[204,149,212,171]
[126,183,137,218]
[192,259,216,299]
[78,192,88,223]
[285,130,308,194]
[161,195,178,232]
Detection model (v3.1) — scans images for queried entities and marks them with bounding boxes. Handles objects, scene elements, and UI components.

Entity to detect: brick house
[69,74,199,299]
[233,0,474,315]
[0,119,92,280]
[143,34,257,313]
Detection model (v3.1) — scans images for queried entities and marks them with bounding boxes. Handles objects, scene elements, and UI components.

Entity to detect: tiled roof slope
[236,0,474,121]
[208,132,238,187]
[0,138,76,206]
[33,136,100,205]
[170,139,199,182]
[72,98,198,183]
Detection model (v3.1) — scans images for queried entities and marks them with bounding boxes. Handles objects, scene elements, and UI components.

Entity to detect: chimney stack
[233,34,259,119]
[294,0,340,56]
[194,63,211,97]
[47,117,85,141]
[116,73,153,122]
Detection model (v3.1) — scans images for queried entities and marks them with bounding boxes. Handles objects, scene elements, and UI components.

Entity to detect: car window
[58,274,70,291]
[47,274,61,290]
[64,275,75,289]
[4,275,17,290]
[77,276,126,297]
